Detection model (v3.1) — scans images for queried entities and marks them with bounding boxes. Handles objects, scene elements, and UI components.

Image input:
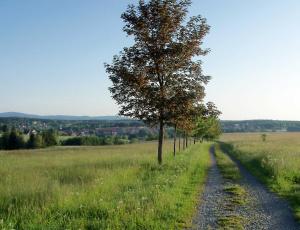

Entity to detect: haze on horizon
[0,0,299,120]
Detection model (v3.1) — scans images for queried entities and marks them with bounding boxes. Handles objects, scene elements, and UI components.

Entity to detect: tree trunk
[194,138,195,144]
[179,133,181,151]
[173,124,177,157]
[158,120,164,164]
[183,133,185,150]
[185,132,188,148]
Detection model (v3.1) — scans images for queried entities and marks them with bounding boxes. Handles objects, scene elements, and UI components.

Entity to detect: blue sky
[0,0,299,120]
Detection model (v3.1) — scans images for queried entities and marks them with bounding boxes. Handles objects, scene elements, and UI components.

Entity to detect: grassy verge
[219,138,300,222]
[214,144,248,229]
[0,142,210,229]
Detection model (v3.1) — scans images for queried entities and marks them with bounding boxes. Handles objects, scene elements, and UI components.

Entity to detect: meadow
[0,141,210,229]
[221,132,300,220]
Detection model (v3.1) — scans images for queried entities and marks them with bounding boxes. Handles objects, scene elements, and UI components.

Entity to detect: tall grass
[0,141,210,229]
[221,132,300,220]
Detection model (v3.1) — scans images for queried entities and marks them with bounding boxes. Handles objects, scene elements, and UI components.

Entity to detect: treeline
[0,128,58,150]
[221,120,300,133]
[0,127,160,150]
[61,136,131,146]
[0,117,143,134]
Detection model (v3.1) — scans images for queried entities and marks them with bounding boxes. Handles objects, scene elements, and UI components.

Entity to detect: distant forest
[1,118,300,135]
[222,120,300,132]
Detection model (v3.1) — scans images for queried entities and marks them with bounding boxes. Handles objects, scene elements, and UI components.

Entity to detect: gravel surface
[228,153,300,230]
[191,145,300,230]
[191,146,227,229]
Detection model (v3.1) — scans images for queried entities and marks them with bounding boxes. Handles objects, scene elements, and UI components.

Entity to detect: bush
[61,137,83,146]
[0,129,25,150]
[42,129,58,147]
[27,133,44,149]
[61,136,131,146]
[61,136,104,146]
[113,136,129,145]
[103,136,114,145]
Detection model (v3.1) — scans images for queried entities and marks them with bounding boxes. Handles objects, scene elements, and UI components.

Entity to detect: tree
[7,128,25,150]
[261,133,267,142]
[193,102,222,141]
[27,133,43,149]
[0,133,6,150]
[106,0,210,164]
[42,129,58,147]
[1,125,8,133]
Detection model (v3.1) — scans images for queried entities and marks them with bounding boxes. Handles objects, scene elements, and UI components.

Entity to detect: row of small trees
[0,128,58,150]
[172,102,221,156]
[106,0,221,164]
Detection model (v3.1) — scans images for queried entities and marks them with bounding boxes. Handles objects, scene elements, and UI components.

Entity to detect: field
[221,132,300,220]
[0,141,210,229]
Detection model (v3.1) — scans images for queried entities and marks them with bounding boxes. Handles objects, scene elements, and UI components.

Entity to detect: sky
[0,0,300,120]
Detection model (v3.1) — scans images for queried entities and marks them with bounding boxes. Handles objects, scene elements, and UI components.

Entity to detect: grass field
[221,132,300,220]
[0,141,210,229]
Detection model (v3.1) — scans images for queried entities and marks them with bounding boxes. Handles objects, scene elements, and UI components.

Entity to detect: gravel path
[191,145,300,230]
[192,146,226,229]
[227,153,300,230]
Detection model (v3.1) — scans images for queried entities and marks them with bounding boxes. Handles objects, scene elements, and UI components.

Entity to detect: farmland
[0,141,210,229]
[221,132,300,220]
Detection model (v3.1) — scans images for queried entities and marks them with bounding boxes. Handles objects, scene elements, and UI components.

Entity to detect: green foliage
[61,136,130,146]
[194,117,221,141]
[106,0,211,163]
[62,136,102,146]
[42,129,58,147]
[0,142,211,229]
[0,128,25,150]
[113,136,129,145]
[27,133,43,149]
[193,102,221,142]
[261,133,267,142]
[1,125,8,132]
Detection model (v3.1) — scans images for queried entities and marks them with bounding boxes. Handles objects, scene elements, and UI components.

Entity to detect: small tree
[193,102,221,141]
[42,129,58,147]
[1,125,8,133]
[7,128,25,150]
[0,132,9,150]
[106,0,210,163]
[27,133,43,149]
[261,133,267,142]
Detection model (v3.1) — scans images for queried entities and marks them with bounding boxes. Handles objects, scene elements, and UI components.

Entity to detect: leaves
[106,0,211,127]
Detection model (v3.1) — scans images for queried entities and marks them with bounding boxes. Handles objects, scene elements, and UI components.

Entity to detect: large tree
[106,0,210,164]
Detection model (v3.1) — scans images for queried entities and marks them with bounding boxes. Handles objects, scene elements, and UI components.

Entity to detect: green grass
[214,144,248,228]
[215,144,241,182]
[0,141,210,229]
[221,132,300,221]
[217,215,245,230]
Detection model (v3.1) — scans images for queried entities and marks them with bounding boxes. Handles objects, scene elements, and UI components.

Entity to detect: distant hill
[0,112,126,121]
[1,113,300,133]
